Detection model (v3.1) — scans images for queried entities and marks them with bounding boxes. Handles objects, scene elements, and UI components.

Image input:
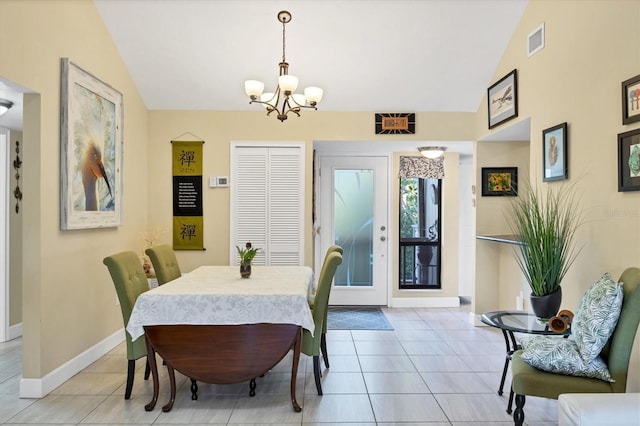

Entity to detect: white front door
[318,155,388,306]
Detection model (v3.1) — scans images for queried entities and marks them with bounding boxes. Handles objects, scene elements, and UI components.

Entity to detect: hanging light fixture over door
[0,99,13,116]
[418,146,447,159]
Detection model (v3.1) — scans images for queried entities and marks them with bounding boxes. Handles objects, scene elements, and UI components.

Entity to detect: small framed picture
[621,74,640,125]
[481,167,518,196]
[487,69,518,129]
[542,122,568,182]
[618,128,640,192]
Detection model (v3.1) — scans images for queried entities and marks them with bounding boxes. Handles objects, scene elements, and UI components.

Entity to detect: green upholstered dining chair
[145,244,181,285]
[302,251,343,395]
[314,245,343,369]
[511,267,640,426]
[103,251,152,399]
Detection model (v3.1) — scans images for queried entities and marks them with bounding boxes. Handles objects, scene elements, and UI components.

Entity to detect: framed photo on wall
[621,74,640,125]
[60,58,123,230]
[487,69,518,129]
[542,122,568,182]
[481,167,518,196]
[618,128,640,192]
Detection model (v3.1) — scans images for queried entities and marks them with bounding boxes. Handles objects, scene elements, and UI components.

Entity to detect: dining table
[126,265,315,413]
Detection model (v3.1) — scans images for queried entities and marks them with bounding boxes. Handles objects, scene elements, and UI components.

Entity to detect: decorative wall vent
[528,23,545,57]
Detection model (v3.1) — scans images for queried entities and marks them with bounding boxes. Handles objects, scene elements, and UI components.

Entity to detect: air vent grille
[528,23,545,57]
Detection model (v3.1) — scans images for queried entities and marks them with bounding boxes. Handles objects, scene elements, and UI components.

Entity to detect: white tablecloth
[126,265,315,341]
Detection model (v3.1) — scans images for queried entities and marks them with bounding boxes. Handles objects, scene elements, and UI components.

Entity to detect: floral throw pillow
[571,272,624,362]
[520,335,614,382]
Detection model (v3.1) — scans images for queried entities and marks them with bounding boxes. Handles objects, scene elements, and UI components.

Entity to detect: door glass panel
[334,169,373,287]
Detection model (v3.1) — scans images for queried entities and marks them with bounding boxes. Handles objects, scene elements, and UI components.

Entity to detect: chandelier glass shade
[244,10,323,122]
[0,98,13,116]
[418,146,447,159]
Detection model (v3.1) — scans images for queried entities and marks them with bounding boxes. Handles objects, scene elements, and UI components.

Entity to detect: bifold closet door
[231,144,304,266]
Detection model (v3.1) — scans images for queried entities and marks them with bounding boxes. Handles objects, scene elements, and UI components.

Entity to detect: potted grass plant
[236,242,260,278]
[507,183,584,319]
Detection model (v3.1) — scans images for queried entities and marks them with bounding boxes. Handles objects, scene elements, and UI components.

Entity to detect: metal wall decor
[375,113,415,134]
[13,140,22,213]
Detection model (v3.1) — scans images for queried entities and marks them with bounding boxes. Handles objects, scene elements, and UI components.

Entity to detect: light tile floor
[0,306,559,425]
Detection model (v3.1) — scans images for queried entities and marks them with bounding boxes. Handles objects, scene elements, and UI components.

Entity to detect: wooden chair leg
[313,355,323,395]
[320,332,330,368]
[190,379,198,400]
[249,378,257,396]
[125,359,136,400]
[144,358,151,380]
[513,394,525,426]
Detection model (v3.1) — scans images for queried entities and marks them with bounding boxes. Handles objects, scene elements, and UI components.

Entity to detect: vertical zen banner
[172,140,204,250]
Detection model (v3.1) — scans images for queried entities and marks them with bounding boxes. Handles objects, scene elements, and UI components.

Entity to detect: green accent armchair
[103,251,152,399]
[511,267,640,426]
[302,251,343,395]
[145,244,182,285]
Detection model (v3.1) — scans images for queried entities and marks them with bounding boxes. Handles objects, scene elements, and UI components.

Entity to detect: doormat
[327,306,394,330]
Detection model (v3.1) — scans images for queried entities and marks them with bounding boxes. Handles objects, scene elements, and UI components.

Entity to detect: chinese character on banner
[171,140,204,250]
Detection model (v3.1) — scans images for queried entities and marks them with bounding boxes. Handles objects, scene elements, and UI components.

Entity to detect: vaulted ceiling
[94,0,528,113]
[0,0,529,136]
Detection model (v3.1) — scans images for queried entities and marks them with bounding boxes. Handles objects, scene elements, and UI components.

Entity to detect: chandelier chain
[282,18,286,63]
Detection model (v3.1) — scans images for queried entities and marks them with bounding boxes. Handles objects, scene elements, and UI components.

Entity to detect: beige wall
[473,0,640,391]
[147,111,475,275]
[0,1,149,379]
[475,0,640,310]
[474,141,530,315]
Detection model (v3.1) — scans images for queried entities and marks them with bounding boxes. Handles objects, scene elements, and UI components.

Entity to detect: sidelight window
[399,177,441,289]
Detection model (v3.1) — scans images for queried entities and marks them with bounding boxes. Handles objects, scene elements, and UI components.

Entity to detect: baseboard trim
[469,311,486,326]
[8,322,22,340]
[20,329,124,398]
[391,297,460,308]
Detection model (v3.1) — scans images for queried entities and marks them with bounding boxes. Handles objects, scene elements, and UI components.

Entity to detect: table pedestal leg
[290,327,302,412]
[162,364,176,412]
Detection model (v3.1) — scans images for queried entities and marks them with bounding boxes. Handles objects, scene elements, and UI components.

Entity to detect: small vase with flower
[236,242,260,278]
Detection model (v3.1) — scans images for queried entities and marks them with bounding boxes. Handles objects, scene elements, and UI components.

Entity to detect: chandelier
[244,10,323,122]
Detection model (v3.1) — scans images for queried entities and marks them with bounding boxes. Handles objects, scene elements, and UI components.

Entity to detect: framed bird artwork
[487,69,518,129]
[60,58,123,230]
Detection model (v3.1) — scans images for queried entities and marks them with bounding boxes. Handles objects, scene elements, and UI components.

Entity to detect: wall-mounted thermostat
[216,176,229,187]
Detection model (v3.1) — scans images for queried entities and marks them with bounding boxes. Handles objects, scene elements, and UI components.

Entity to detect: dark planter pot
[240,264,252,278]
[530,288,562,320]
